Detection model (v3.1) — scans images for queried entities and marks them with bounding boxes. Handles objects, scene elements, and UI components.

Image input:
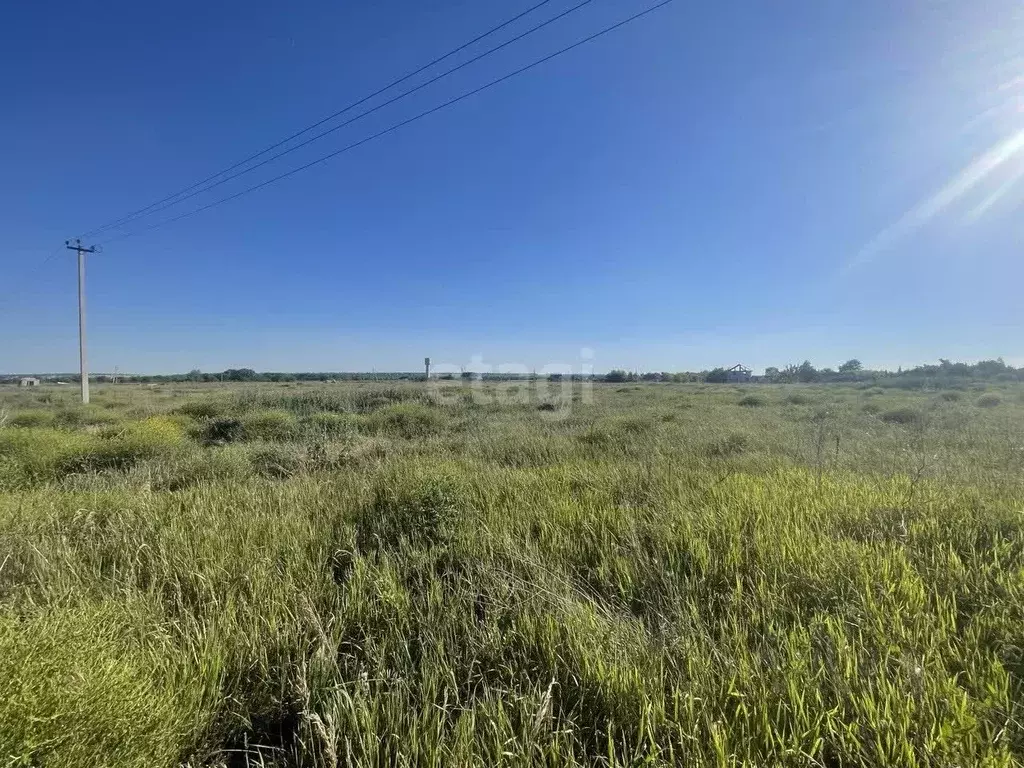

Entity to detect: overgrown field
[1,380,1023,767]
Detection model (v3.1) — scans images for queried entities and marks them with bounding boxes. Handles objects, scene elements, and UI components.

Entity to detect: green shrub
[241,410,299,441]
[976,393,1001,408]
[738,394,767,407]
[784,393,813,406]
[938,391,962,402]
[862,402,881,415]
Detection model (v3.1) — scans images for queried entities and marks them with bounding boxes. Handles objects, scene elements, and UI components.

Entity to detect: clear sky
[2,0,1022,375]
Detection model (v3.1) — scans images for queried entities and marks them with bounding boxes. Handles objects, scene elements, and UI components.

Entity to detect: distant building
[725,364,752,383]
[19,377,40,387]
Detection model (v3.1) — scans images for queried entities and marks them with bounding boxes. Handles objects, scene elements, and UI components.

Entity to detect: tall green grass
[0,380,1022,766]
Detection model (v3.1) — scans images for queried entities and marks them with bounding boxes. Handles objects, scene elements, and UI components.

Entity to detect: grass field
[1,379,1022,767]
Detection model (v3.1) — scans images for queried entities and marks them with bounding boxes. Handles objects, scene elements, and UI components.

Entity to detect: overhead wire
[76,0,563,240]
[98,0,675,246]
[82,0,599,239]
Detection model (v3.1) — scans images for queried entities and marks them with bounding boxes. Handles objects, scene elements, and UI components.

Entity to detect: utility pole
[424,357,431,381]
[65,239,98,404]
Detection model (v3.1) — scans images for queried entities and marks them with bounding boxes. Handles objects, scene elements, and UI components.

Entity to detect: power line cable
[83,0,597,239]
[98,0,674,247]
[77,0,560,240]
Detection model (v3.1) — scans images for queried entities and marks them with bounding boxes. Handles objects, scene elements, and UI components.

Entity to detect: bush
[976,393,1001,408]
[880,407,924,426]
[784,393,813,406]
[357,471,467,551]
[938,391,962,402]
[738,394,766,407]
[241,410,299,441]
[862,402,881,415]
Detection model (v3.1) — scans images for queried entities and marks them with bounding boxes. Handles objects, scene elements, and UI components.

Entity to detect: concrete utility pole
[424,357,431,381]
[65,239,98,404]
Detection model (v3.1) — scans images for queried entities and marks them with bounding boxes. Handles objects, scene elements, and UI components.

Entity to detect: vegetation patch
[976,393,1002,408]
[240,410,300,441]
[9,410,55,428]
[364,402,444,439]
[880,407,924,426]
[200,417,246,444]
[2,380,1024,765]
[301,411,357,436]
[705,431,749,457]
[356,470,468,551]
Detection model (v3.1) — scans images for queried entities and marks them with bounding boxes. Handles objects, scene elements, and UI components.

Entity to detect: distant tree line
[603,358,1023,387]
[3,358,1020,388]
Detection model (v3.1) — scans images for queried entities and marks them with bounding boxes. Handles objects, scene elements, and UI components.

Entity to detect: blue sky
[2,0,1022,374]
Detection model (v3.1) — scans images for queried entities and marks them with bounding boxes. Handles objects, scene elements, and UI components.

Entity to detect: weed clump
[200,418,245,444]
[53,405,120,430]
[738,394,767,407]
[705,432,749,457]
[352,387,426,413]
[241,410,299,441]
[976,393,1001,408]
[357,471,467,551]
[9,410,55,428]
[365,403,443,439]
[247,443,306,478]
[880,407,924,426]
[173,400,226,420]
[302,411,356,436]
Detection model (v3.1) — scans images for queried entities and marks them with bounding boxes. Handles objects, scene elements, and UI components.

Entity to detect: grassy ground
[1,379,1022,767]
